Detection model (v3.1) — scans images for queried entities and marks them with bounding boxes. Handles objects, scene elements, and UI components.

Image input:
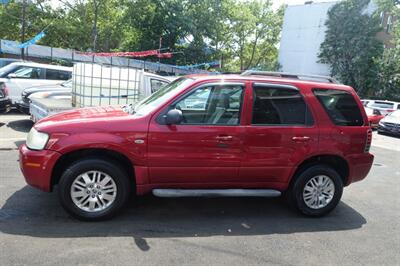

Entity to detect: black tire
[58,158,131,221]
[288,164,343,217]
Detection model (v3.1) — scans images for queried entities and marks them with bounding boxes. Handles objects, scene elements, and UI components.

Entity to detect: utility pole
[20,0,26,60]
[158,37,162,64]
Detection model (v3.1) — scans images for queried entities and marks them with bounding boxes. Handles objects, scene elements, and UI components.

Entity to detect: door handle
[216,135,233,141]
[292,136,311,142]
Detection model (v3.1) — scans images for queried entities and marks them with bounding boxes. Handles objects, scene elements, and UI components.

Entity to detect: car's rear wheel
[288,164,343,217]
[58,158,131,221]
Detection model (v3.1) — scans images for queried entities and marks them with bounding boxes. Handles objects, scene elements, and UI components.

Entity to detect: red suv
[19,72,374,220]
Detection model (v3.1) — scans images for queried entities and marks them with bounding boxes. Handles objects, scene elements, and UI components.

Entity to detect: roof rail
[240,70,339,84]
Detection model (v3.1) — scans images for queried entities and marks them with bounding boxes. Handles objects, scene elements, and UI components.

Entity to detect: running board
[152,189,281,198]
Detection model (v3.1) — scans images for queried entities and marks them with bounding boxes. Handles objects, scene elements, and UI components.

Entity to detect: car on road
[364,106,384,129]
[0,62,72,105]
[378,110,400,137]
[0,83,11,113]
[17,79,72,114]
[361,99,374,107]
[366,100,400,116]
[19,72,374,221]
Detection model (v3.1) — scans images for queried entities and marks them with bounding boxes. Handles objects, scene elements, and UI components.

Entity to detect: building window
[380,11,385,26]
[386,15,393,33]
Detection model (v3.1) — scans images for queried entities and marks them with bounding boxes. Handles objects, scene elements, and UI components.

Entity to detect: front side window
[313,89,363,126]
[13,67,42,79]
[171,84,244,125]
[252,85,313,126]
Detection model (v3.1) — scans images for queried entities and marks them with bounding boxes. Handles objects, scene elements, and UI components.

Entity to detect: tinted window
[46,69,71,80]
[252,86,313,126]
[313,89,363,126]
[172,84,244,125]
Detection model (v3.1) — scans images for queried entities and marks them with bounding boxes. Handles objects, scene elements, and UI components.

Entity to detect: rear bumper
[346,153,374,185]
[368,116,384,129]
[19,144,61,192]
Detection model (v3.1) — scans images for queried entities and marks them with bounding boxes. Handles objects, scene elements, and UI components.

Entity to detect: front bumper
[0,98,11,113]
[19,144,62,192]
[378,124,400,136]
[16,101,30,115]
[346,153,374,185]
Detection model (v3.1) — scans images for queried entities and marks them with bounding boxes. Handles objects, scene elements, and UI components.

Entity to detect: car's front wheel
[288,164,343,217]
[58,158,131,221]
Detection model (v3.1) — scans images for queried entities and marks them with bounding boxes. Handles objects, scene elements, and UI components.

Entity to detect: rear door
[147,82,246,185]
[312,88,370,156]
[240,83,319,186]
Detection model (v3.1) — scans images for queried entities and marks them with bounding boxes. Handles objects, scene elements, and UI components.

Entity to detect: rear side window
[313,89,363,126]
[46,69,71,80]
[252,85,314,126]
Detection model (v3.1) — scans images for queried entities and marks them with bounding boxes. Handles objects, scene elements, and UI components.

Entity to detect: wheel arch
[289,154,349,189]
[51,148,136,191]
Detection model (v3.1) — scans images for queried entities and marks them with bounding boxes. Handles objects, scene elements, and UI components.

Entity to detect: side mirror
[165,109,183,125]
[7,73,16,79]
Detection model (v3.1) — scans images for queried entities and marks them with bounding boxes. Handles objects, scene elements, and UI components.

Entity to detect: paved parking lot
[0,113,399,265]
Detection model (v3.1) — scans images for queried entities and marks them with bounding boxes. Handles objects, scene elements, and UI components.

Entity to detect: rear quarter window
[313,89,363,126]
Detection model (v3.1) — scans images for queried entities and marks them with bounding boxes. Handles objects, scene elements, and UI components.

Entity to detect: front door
[148,82,246,185]
[240,83,319,186]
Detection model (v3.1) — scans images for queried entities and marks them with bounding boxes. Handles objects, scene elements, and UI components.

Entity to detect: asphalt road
[0,145,399,265]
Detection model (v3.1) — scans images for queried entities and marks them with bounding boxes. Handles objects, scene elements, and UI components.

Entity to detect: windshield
[133,77,193,117]
[0,64,19,78]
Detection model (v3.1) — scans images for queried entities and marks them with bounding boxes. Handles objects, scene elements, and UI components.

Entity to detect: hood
[382,114,400,124]
[24,84,65,96]
[35,105,131,133]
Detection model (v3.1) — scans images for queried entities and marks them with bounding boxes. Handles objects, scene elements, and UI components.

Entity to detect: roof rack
[240,70,339,84]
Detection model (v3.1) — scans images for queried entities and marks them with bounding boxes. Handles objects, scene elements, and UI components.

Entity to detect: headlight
[26,128,49,150]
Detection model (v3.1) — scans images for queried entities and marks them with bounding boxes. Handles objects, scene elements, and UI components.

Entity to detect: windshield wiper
[122,104,135,115]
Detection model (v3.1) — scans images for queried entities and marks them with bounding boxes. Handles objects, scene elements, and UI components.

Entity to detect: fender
[48,132,150,187]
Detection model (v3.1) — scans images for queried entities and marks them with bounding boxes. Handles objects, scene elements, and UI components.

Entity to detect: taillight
[373,109,381,115]
[387,109,395,113]
[365,129,372,153]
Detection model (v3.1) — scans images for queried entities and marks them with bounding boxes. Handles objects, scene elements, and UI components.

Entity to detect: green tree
[226,0,283,71]
[319,0,383,95]
[375,0,400,100]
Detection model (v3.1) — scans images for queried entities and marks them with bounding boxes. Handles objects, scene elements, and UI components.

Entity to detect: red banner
[156,52,172,59]
[80,50,159,57]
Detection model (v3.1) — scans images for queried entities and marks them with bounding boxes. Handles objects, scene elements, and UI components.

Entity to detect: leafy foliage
[0,0,284,72]
[374,0,400,100]
[319,0,384,95]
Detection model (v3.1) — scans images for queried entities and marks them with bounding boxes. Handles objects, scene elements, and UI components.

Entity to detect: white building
[278,1,379,76]
[278,1,338,76]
